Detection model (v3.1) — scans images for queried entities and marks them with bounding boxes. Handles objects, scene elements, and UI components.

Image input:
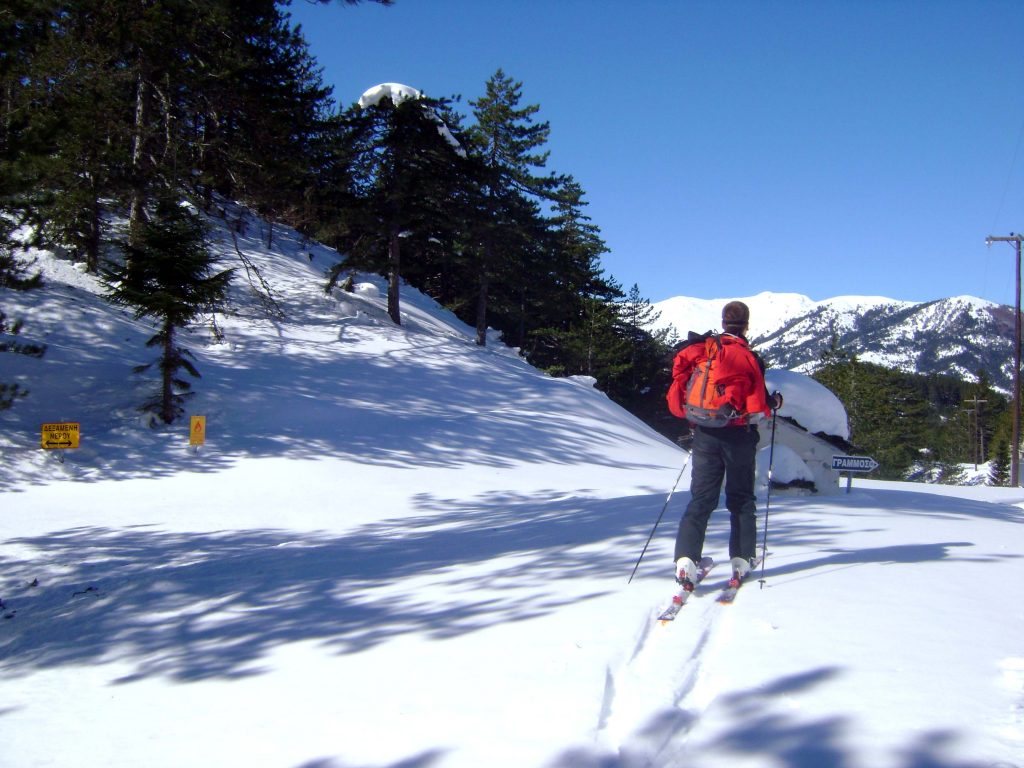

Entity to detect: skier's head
[722,301,750,336]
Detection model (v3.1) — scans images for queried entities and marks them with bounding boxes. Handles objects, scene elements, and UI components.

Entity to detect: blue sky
[287,0,1024,306]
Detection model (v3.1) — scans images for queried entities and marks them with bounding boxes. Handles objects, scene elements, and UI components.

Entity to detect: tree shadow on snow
[0,320,660,491]
[838,485,1024,524]
[639,485,1021,590]
[552,667,1002,768]
[711,488,1024,586]
[0,488,665,682]
[294,749,446,768]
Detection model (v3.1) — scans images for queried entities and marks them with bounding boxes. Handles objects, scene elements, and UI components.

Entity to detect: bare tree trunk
[160,320,175,424]
[85,195,101,273]
[387,229,401,325]
[475,240,491,346]
[128,70,147,241]
[2,82,11,152]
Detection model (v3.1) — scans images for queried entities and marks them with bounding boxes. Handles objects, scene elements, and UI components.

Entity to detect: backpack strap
[695,335,722,407]
[704,334,722,357]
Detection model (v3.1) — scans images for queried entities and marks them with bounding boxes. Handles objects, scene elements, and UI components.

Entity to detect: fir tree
[466,69,559,346]
[0,0,47,402]
[989,437,1011,486]
[2,0,136,271]
[551,294,631,386]
[618,283,672,393]
[935,459,967,486]
[4,1,345,268]
[207,7,334,244]
[0,225,45,410]
[103,195,232,424]
[328,88,470,324]
[819,332,852,366]
[528,177,624,376]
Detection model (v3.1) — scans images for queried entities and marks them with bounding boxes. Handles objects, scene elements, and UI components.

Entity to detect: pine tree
[0,227,46,410]
[103,195,232,424]
[4,1,344,268]
[989,437,1011,486]
[1,2,48,406]
[935,458,967,486]
[618,283,672,392]
[819,332,852,366]
[549,294,631,385]
[206,7,334,244]
[528,177,624,374]
[328,88,470,324]
[466,69,559,346]
[2,0,137,271]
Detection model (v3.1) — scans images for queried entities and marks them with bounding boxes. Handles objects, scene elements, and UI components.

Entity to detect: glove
[770,391,783,411]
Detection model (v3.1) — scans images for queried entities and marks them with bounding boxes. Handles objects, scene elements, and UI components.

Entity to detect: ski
[657,556,714,623]
[716,557,764,604]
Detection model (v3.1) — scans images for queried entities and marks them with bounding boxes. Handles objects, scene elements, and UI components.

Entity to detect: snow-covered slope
[2,210,1023,768]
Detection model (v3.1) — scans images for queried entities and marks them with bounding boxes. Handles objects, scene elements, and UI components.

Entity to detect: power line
[990,116,1024,234]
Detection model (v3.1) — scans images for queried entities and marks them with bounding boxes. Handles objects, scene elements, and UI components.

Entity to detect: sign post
[190,415,206,451]
[41,422,80,449]
[41,422,80,463]
[831,454,879,493]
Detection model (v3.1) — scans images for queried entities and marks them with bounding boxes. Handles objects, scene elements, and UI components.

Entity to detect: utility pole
[964,407,977,468]
[986,233,1023,486]
[963,396,987,469]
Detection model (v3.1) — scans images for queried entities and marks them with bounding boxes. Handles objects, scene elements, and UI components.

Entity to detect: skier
[671,300,782,589]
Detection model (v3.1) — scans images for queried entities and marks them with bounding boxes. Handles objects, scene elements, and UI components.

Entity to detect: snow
[353,281,380,298]
[358,82,423,108]
[758,442,815,487]
[651,291,995,345]
[765,368,850,440]
[358,82,467,158]
[2,208,1023,768]
[653,291,818,339]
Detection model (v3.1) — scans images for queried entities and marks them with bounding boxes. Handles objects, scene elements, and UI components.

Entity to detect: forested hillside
[1,0,1015,483]
[813,352,1011,482]
[1,0,672,416]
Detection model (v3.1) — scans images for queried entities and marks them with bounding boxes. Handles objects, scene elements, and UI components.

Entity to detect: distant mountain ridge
[652,292,1016,393]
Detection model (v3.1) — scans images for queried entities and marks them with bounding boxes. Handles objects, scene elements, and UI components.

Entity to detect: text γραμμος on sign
[831,455,879,472]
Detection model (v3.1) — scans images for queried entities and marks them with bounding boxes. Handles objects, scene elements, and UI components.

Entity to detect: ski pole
[628,442,693,584]
[758,407,778,589]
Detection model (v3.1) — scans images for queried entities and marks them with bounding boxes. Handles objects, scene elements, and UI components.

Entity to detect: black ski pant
[674,424,760,564]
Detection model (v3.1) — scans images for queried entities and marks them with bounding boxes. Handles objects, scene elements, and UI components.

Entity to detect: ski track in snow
[997,657,1024,746]
[600,573,745,767]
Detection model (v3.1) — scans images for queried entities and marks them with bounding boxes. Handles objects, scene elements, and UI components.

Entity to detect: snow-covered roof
[765,368,850,440]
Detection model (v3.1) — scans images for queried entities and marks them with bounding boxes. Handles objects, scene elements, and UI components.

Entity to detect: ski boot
[728,557,756,588]
[675,557,699,591]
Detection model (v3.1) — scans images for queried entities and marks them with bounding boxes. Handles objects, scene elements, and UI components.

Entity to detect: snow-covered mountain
[654,291,1015,390]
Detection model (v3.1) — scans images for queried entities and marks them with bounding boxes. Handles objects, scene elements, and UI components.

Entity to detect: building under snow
[758,369,852,495]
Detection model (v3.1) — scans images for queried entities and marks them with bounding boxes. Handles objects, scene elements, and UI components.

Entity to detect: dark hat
[722,301,750,329]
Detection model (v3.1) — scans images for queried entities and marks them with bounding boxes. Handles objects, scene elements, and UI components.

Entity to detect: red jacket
[668,333,772,425]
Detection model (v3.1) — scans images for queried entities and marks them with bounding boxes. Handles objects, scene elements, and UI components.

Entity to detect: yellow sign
[190,415,206,446]
[41,422,80,450]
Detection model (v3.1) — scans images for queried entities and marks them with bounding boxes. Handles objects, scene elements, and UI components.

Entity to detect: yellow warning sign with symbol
[190,415,206,446]
[41,422,80,450]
